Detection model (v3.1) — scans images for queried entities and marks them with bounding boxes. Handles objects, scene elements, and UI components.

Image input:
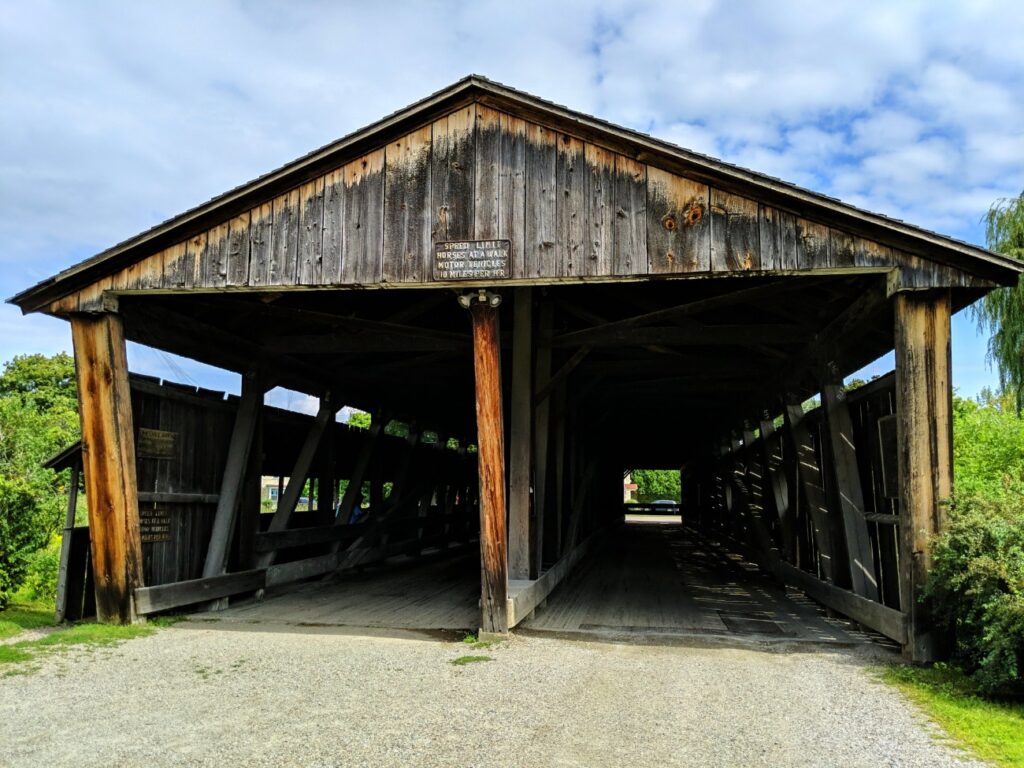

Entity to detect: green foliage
[954,389,1024,499]
[0,353,79,609]
[0,600,54,640]
[925,492,1024,696]
[19,535,61,603]
[450,655,493,666]
[630,469,680,503]
[346,410,371,429]
[972,191,1024,410]
[880,663,1024,766]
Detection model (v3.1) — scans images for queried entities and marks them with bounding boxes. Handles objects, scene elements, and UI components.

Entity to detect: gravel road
[0,621,981,768]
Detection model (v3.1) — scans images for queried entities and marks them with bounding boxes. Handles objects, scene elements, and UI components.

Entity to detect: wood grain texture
[297,176,325,284]
[710,189,759,272]
[508,288,532,580]
[500,112,527,277]
[320,168,345,283]
[431,105,475,243]
[71,314,144,623]
[584,143,614,276]
[647,167,710,274]
[470,303,508,634]
[384,125,433,282]
[247,201,274,287]
[225,212,251,286]
[341,149,385,284]
[269,187,300,285]
[894,290,952,662]
[556,133,586,276]
[183,232,206,290]
[202,222,230,288]
[612,155,646,275]
[796,218,830,270]
[474,105,502,240]
[759,205,798,270]
[525,122,557,277]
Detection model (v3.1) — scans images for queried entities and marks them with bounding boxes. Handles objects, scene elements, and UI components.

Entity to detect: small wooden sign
[137,428,178,460]
[434,240,511,281]
[139,506,172,543]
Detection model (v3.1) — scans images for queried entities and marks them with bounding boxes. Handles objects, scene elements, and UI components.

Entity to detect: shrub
[926,493,1024,696]
[19,535,61,604]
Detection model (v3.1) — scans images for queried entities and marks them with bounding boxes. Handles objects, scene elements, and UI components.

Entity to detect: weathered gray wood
[760,419,796,563]
[507,530,602,627]
[135,569,266,615]
[138,492,219,504]
[269,187,300,284]
[265,553,340,587]
[552,323,810,349]
[821,376,880,601]
[647,167,710,274]
[54,462,80,623]
[556,133,586,276]
[225,212,251,286]
[613,155,646,275]
[499,111,527,277]
[247,201,274,287]
[535,345,591,403]
[183,232,205,289]
[159,242,189,290]
[508,288,532,580]
[297,176,325,284]
[202,376,263,579]
[341,149,385,284]
[320,168,345,282]
[829,228,857,268]
[333,420,384,531]
[256,525,360,553]
[710,189,759,272]
[202,221,229,288]
[584,143,614,277]
[894,290,952,662]
[796,218,830,269]
[474,105,501,240]
[431,105,475,243]
[759,205,798,270]
[525,122,557,278]
[384,125,432,282]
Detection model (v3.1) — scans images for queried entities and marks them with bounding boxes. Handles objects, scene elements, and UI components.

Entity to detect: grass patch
[0,600,55,640]
[450,655,493,666]
[461,632,501,650]
[880,663,1024,767]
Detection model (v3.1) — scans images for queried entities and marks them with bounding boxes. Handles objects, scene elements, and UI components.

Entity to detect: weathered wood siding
[47,104,987,313]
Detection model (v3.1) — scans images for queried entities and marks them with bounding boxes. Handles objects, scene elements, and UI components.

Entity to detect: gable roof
[10,75,1021,313]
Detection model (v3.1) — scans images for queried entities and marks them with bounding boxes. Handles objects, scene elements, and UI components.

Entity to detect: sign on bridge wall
[433,240,511,281]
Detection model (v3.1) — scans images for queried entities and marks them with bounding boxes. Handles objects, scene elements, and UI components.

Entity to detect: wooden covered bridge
[11,77,1021,661]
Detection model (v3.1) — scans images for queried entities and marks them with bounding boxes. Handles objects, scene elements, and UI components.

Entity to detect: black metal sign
[434,240,510,281]
[139,506,172,543]
[137,428,178,460]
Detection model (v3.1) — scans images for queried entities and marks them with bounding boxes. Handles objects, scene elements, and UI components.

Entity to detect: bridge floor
[521,518,866,645]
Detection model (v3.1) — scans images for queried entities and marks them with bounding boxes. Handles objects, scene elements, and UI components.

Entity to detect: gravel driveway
[0,621,981,768]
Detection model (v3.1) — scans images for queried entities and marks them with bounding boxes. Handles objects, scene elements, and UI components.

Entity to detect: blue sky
[2,1,1022,411]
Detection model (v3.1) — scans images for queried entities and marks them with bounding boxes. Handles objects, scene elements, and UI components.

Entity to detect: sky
[2,0,1023,412]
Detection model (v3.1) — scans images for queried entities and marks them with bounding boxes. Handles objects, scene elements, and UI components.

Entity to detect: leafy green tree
[346,410,371,429]
[972,191,1024,408]
[631,469,680,503]
[953,389,1024,499]
[0,353,79,608]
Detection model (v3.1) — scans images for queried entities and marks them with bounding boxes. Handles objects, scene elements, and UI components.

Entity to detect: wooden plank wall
[684,374,905,627]
[47,106,985,314]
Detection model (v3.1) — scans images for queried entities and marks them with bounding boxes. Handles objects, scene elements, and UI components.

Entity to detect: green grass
[0,600,55,640]
[880,663,1024,767]
[461,632,501,650]
[0,600,174,674]
[450,654,493,666]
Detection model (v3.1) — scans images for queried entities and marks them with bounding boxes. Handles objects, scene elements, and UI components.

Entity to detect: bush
[19,535,61,604]
[926,493,1024,696]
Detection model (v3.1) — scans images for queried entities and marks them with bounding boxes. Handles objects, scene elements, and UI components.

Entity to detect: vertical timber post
[464,290,509,636]
[894,290,952,662]
[70,313,144,624]
[508,287,532,581]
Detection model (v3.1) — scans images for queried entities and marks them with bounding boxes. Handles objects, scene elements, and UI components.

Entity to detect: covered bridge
[11,76,1021,661]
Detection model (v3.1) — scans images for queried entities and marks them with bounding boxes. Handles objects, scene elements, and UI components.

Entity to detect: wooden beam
[821,374,880,601]
[782,398,838,583]
[469,295,508,635]
[759,419,797,563]
[534,345,591,405]
[135,570,266,615]
[332,419,384,531]
[531,300,553,577]
[256,397,337,568]
[507,530,602,627]
[202,374,264,579]
[256,525,361,553]
[70,313,144,624]
[508,288,532,580]
[553,323,811,349]
[54,461,81,623]
[894,290,952,662]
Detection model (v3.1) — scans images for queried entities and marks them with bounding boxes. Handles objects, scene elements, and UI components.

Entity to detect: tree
[972,191,1024,408]
[0,353,79,608]
[631,469,681,503]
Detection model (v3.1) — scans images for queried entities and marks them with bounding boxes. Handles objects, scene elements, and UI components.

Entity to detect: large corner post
[70,312,144,624]
[464,290,509,635]
[894,289,952,662]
